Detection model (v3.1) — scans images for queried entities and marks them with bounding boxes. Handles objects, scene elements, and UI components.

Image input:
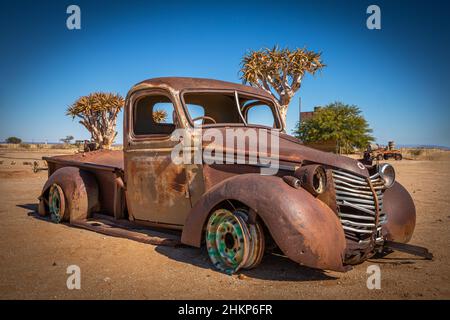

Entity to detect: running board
[70,214,181,247]
[384,241,433,260]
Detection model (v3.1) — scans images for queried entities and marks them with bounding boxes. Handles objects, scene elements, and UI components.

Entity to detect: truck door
[124,90,198,227]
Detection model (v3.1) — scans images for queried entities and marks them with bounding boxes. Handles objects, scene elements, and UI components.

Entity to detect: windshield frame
[180,89,282,130]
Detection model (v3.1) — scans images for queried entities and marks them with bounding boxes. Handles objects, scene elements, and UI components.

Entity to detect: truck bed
[43,149,123,172]
[43,150,125,218]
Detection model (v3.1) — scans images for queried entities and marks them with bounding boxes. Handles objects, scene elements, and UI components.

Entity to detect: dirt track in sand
[0,150,449,299]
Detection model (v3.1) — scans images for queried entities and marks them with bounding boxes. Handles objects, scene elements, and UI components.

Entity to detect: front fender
[181,174,348,272]
[382,182,416,243]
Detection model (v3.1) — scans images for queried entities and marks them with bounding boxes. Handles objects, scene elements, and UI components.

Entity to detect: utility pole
[298,96,302,125]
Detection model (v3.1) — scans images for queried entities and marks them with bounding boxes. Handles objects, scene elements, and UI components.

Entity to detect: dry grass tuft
[401,148,450,161]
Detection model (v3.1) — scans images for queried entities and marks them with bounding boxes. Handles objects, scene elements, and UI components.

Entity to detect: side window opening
[133,95,176,136]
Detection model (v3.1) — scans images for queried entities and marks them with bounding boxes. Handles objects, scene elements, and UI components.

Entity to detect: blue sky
[1,0,449,146]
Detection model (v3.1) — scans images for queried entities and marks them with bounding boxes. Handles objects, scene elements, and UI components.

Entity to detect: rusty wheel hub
[49,184,65,223]
[205,208,264,274]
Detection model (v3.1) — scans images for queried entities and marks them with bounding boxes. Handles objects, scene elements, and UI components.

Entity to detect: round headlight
[294,164,327,196]
[379,163,395,188]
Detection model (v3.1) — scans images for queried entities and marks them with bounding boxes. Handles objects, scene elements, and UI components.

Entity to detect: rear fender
[38,166,99,222]
[181,174,348,272]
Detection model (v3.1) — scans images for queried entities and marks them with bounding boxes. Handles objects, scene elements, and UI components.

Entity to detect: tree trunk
[79,112,118,150]
[278,104,289,131]
[100,135,114,149]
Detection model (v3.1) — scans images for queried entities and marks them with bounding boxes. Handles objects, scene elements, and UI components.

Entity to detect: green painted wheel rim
[206,209,247,274]
[49,185,62,223]
[206,208,265,274]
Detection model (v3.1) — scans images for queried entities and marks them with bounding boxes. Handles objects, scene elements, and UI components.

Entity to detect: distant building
[300,106,322,123]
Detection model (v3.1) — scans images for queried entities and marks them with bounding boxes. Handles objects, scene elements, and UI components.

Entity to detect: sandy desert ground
[0,149,449,299]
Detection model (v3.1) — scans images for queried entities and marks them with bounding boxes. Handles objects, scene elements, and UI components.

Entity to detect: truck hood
[201,126,369,177]
[276,132,369,177]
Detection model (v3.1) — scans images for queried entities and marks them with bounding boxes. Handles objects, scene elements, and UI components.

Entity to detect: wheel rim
[49,184,64,223]
[206,208,264,274]
[237,210,265,269]
[206,209,246,274]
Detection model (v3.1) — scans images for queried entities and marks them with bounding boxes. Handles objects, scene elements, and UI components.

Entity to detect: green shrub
[6,137,22,144]
[409,149,423,156]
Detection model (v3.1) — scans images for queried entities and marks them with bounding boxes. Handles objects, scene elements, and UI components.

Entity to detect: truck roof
[131,77,273,99]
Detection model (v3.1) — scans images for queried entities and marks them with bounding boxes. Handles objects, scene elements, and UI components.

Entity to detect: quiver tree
[67,92,124,150]
[240,46,325,129]
[153,109,168,123]
[60,135,74,145]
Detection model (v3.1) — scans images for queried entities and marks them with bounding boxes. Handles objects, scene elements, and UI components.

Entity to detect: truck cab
[123,78,282,228]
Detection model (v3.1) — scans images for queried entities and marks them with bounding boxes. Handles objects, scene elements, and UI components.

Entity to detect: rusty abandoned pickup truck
[38,77,425,275]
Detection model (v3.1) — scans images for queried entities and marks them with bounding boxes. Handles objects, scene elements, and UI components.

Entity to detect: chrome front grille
[332,170,387,244]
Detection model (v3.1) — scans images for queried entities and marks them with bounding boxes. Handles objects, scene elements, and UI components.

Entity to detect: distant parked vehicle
[368,141,403,161]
